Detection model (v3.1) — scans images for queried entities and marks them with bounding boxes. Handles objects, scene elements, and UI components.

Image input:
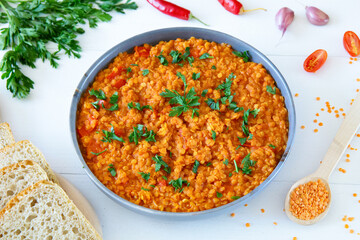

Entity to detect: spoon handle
[315,94,360,179]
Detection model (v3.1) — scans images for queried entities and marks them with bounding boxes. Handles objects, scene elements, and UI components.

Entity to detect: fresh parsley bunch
[0,0,137,99]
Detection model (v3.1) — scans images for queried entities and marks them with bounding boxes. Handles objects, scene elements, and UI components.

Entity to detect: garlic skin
[275,7,295,37]
[305,6,329,26]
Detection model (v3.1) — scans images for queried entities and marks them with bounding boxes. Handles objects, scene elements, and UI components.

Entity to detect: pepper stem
[240,8,267,14]
[189,13,209,26]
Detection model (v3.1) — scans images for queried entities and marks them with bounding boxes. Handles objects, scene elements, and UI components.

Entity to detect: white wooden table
[1,0,360,239]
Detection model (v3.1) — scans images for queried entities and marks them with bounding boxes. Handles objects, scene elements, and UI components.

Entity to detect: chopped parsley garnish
[211,65,216,70]
[160,72,200,118]
[250,109,260,118]
[243,109,251,125]
[224,159,229,165]
[152,155,171,174]
[231,196,240,200]
[269,144,276,149]
[156,51,168,66]
[138,172,150,182]
[169,151,173,158]
[201,89,208,97]
[199,53,214,59]
[211,130,216,140]
[128,102,153,111]
[192,160,200,174]
[126,67,132,73]
[206,98,220,110]
[241,153,256,175]
[100,92,118,111]
[109,92,118,104]
[216,192,223,198]
[89,89,106,100]
[229,172,233,177]
[102,125,125,143]
[142,69,149,76]
[234,160,239,173]
[238,137,247,145]
[130,64,138,66]
[108,163,116,176]
[241,122,250,137]
[216,73,235,97]
[187,56,195,67]
[169,178,189,192]
[170,50,183,64]
[228,102,243,113]
[232,50,250,62]
[91,100,100,110]
[129,124,156,145]
[141,187,150,191]
[91,149,108,156]
[162,176,168,180]
[236,145,241,150]
[206,162,212,167]
[266,86,276,94]
[192,72,200,80]
[150,185,155,188]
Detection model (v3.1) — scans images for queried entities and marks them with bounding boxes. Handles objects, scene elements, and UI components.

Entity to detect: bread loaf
[0,123,15,149]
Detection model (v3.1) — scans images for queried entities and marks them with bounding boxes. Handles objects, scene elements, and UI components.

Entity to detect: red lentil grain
[261,209,265,213]
[231,213,235,217]
[345,224,349,229]
[245,223,250,227]
[314,129,318,133]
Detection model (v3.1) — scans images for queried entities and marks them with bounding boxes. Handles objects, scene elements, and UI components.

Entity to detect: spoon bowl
[285,93,360,225]
[285,176,331,225]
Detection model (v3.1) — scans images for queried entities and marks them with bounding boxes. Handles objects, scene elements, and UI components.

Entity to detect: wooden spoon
[285,94,360,225]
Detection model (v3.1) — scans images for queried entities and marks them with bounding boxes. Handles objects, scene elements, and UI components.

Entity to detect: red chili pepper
[147,0,208,26]
[218,0,266,15]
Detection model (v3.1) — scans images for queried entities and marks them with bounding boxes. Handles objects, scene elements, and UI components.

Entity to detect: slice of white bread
[0,140,59,184]
[0,180,102,240]
[0,123,15,149]
[0,160,49,210]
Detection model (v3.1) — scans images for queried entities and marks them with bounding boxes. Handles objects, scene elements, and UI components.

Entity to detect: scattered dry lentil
[231,213,235,217]
[318,122,323,126]
[348,217,355,221]
[350,229,354,234]
[245,223,251,227]
[345,224,349,229]
[313,119,318,123]
[273,222,277,225]
[244,204,248,207]
[301,125,305,129]
[314,129,318,133]
[289,179,329,220]
[295,93,299,97]
[316,97,320,101]
[346,159,351,162]
[260,209,265,213]
[339,168,346,173]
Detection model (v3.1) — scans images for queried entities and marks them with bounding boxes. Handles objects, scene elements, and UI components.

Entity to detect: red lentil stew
[76,37,289,212]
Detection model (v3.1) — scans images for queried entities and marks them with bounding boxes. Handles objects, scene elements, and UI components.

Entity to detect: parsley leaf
[241,122,250,136]
[192,72,200,80]
[170,50,183,64]
[126,67,132,73]
[250,109,260,118]
[156,51,168,66]
[241,153,256,175]
[160,72,200,118]
[130,64,138,66]
[138,172,150,182]
[211,65,216,70]
[187,56,195,67]
[206,98,220,110]
[217,73,236,98]
[206,162,212,166]
[108,163,116,177]
[269,144,276,149]
[211,130,216,140]
[142,69,149,76]
[89,89,106,100]
[102,125,125,143]
[229,172,233,177]
[162,176,168,180]
[128,102,152,111]
[199,53,214,59]
[201,89,208,97]
[109,92,118,104]
[169,178,189,192]
[228,102,243,113]
[91,100,100,110]
[141,187,150,191]
[238,137,247,145]
[266,86,276,94]
[216,192,223,198]
[231,196,240,200]
[129,124,156,145]
[192,160,200,174]
[232,50,250,62]
[152,155,171,174]
[224,159,229,165]
[91,149,108,156]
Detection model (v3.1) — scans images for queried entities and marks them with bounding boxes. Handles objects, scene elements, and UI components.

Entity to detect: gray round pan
[70,27,296,219]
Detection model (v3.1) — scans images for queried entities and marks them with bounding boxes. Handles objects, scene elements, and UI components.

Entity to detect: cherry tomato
[107,67,125,80]
[134,46,150,57]
[77,117,98,137]
[158,179,167,187]
[303,49,328,73]
[112,78,126,88]
[343,31,360,57]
